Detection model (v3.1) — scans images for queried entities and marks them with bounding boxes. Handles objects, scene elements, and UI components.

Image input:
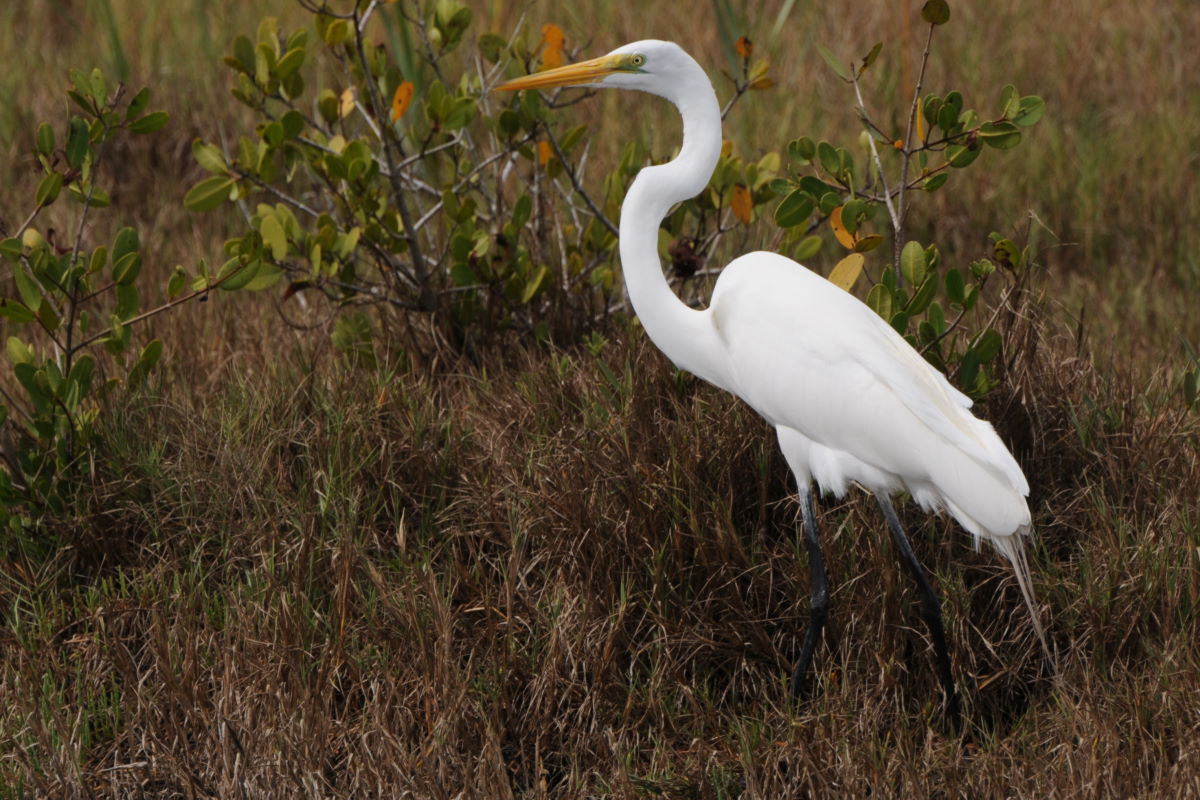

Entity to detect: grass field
[2,1,1200,797]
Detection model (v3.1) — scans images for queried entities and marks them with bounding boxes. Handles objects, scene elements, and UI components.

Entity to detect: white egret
[497,40,1048,714]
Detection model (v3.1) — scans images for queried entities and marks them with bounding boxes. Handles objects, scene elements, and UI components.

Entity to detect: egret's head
[495,40,701,102]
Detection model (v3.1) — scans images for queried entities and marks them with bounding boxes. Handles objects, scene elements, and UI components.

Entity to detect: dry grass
[3,314,1199,797]
[3,0,1200,797]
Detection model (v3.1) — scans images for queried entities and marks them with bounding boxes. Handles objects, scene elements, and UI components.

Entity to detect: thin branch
[895,22,938,273]
[851,71,901,266]
[545,127,619,238]
[351,6,432,306]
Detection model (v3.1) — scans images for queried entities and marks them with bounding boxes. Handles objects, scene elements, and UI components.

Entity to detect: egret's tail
[988,529,1052,666]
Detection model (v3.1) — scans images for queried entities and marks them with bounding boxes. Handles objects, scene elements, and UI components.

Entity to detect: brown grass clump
[3,301,1199,796]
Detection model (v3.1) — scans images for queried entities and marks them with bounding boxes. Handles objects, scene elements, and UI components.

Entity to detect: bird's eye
[630,54,645,67]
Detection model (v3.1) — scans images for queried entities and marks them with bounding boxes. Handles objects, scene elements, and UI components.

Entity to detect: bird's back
[706,251,1030,542]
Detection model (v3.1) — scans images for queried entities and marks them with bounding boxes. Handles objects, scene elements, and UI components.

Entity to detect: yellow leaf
[828,253,865,292]
[390,81,414,121]
[736,36,753,59]
[537,140,552,165]
[731,183,752,225]
[721,139,733,158]
[748,59,770,85]
[750,77,775,90]
[338,87,356,119]
[830,205,857,250]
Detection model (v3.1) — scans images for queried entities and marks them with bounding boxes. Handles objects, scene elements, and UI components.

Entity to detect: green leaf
[774,190,814,228]
[193,139,228,174]
[921,0,950,25]
[128,111,169,134]
[512,194,532,229]
[867,283,893,321]
[999,84,1020,118]
[167,266,187,299]
[972,328,1003,362]
[115,283,139,320]
[139,338,163,370]
[521,264,549,304]
[817,140,840,177]
[65,354,96,408]
[89,246,107,273]
[0,299,37,324]
[946,142,981,168]
[900,240,926,287]
[260,214,288,261]
[280,110,305,140]
[13,363,49,413]
[788,137,816,163]
[126,86,151,120]
[793,235,823,261]
[35,173,63,208]
[230,34,255,73]
[451,263,478,286]
[111,251,142,285]
[14,268,43,312]
[478,32,506,63]
[35,123,54,157]
[959,347,980,392]
[127,339,162,387]
[1012,95,1046,127]
[275,46,306,79]
[945,267,965,304]
[979,120,1022,149]
[815,41,849,81]
[923,173,949,192]
[89,67,107,103]
[858,42,882,75]
[215,258,261,290]
[112,227,139,263]
[242,263,282,291]
[184,176,236,211]
[66,117,90,170]
[444,97,477,130]
[0,238,22,262]
[323,18,353,47]
[970,258,996,279]
[7,336,36,365]
[928,301,946,335]
[906,273,938,315]
[922,94,942,130]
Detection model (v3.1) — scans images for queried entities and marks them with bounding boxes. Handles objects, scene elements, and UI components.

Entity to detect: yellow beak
[494,54,621,92]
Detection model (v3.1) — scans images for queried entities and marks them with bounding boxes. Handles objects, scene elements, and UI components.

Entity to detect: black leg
[875,493,960,724]
[790,486,830,699]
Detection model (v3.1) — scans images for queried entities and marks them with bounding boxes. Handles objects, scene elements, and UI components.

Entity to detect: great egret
[497,40,1048,714]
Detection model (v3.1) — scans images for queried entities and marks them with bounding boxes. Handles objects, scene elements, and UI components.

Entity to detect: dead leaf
[731,184,752,225]
[830,205,857,250]
[390,81,414,121]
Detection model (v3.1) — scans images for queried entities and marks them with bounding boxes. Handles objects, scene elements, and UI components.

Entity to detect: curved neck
[619,69,730,388]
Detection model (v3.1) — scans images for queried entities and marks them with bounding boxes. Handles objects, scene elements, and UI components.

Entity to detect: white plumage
[499,39,1048,706]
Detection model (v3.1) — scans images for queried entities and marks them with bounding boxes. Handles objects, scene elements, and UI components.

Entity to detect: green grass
[2,0,1200,796]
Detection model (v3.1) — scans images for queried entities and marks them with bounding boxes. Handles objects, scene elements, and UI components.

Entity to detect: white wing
[707,251,1030,539]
